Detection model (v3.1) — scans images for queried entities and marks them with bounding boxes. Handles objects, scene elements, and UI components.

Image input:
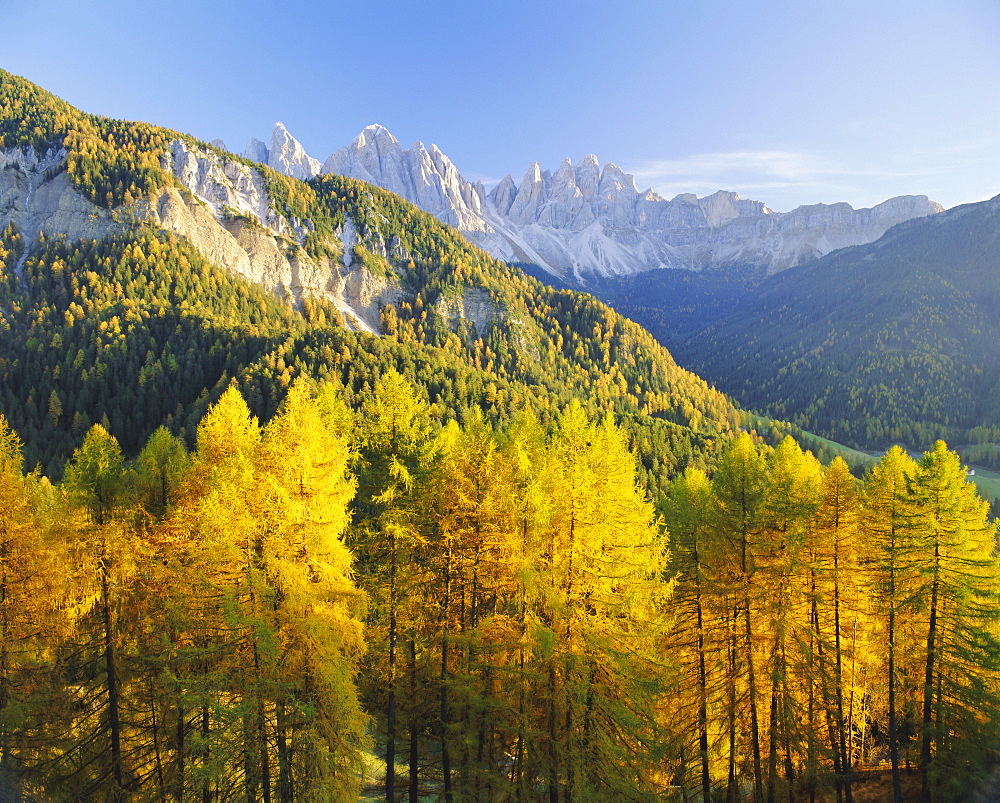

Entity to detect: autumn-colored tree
[664,466,717,800]
[863,445,921,803]
[57,424,135,800]
[419,411,521,800]
[0,416,69,797]
[351,369,435,799]
[527,403,669,799]
[809,456,864,801]
[758,437,823,800]
[174,387,269,798]
[257,380,369,799]
[909,442,1000,801]
[710,431,768,800]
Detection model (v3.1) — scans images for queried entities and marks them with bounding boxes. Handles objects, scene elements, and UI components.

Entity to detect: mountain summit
[245,122,943,283]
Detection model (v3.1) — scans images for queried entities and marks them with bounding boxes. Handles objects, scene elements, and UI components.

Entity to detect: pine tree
[810,456,863,801]
[529,402,669,799]
[257,380,370,800]
[134,426,189,521]
[419,411,520,800]
[909,442,1000,800]
[351,369,435,799]
[58,424,135,800]
[710,431,768,801]
[0,416,68,796]
[182,386,266,799]
[863,446,921,803]
[664,466,717,800]
[758,437,823,800]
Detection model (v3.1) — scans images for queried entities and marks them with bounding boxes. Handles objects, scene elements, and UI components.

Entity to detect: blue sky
[2,0,998,212]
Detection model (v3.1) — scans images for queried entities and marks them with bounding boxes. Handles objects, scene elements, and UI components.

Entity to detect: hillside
[0,69,746,487]
[650,195,1000,457]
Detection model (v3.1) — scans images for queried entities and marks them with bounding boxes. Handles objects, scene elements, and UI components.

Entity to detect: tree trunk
[832,549,853,803]
[689,535,712,802]
[888,555,903,803]
[259,698,271,803]
[387,530,397,802]
[726,609,738,803]
[276,702,292,803]
[409,635,419,803]
[441,537,453,802]
[919,567,940,803]
[745,601,764,801]
[201,704,211,803]
[175,692,185,802]
[101,558,125,800]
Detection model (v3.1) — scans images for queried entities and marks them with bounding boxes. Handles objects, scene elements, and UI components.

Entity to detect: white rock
[0,140,406,334]
[243,137,269,164]
[267,123,320,180]
[255,123,945,281]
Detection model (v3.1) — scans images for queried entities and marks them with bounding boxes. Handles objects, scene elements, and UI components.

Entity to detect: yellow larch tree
[0,416,70,798]
[257,380,369,800]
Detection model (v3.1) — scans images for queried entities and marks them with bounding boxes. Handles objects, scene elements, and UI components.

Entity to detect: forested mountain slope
[0,69,744,484]
[638,195,1000,456]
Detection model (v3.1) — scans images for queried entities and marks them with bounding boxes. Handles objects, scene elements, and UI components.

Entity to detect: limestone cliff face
[0,141,408,335]
[0,146,121,259]
[433,287,500,337]
[155,140,408,333]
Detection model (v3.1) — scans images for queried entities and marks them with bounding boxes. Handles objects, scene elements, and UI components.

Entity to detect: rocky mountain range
[233,122,943,283]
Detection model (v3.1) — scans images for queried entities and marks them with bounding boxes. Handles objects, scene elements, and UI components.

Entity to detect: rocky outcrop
[0,146,121,257]
[259,122,944,283]
[322,125,490,233]
[241,123,320,181]
[0,141,405,334]
[155,140,400,329]
[433,287,499,337]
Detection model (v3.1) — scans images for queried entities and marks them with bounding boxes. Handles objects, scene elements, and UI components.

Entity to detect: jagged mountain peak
[239,123,319,180]
[267,123,320,180]
[521,162,544,183]
[355,123,399,147]
[244,121,944,281]
[243,136,269,164]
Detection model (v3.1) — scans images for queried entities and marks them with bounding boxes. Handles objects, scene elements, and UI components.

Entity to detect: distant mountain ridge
[665,194,1000,455]
[234,122,943,282]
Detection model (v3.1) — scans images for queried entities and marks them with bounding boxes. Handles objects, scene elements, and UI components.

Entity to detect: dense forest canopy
[2,390,999,799]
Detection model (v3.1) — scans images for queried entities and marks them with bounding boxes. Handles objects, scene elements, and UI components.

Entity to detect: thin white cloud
[626,139,1000,212]
[461,171,505,189]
